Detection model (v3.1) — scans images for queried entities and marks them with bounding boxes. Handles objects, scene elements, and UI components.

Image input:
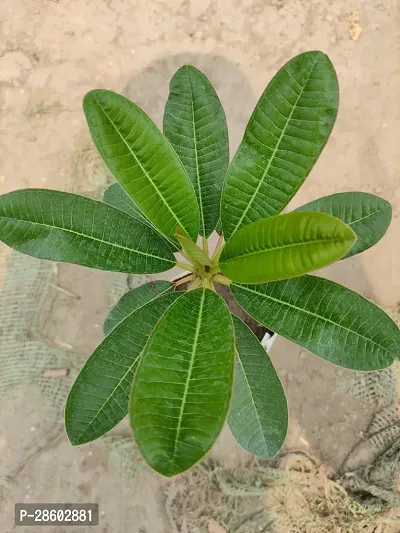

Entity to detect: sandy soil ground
[0,0,399,532]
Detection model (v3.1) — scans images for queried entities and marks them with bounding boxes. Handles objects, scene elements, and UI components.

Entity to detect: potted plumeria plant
[0,51,399,477]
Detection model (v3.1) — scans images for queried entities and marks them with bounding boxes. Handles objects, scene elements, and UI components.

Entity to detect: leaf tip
[82,89,99,106]
[83,88,117,112]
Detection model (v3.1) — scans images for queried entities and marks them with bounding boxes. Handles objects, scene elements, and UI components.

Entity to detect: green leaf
[103,182,147,222]
[164,65,229,237]
[65,289,180,445]
[231,276,400,370]
[175,226,211,267]
[104,280,174,335]
[103,183,179,251]
[83,89,200,243]
[295,192,392,258]
[221,51,338,239]
[219,211,355,284]
[130,288,235,477]
[0,189,176,274]
[228,315,287,458]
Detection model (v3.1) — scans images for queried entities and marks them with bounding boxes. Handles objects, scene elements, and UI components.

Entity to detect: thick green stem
[180,251,193,264]
[211,233,224,260]
[176,235,228,291]
[188,277,202,291]
[174,273,193,287]
[202,276,215,291]
[213,274,231,286]
[202,237,209,255]
[176,262,196,273]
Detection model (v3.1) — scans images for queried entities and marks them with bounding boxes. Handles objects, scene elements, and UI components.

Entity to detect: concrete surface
[0,0,399,531]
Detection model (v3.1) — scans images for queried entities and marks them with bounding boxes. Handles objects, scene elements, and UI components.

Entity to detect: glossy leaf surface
[221,51,338,239]
[66,289,180,445]
[295,192,392,258]
[175,226,211,267]
[231,276,400,370]
[219,211,355,284]
[228,316,287,458]
[130,288,235,477]
[104,280,173,335]
[84,90,200,242]
[103,182,147,222]
[0,189,176,273]
[103,183,179,251]
[164,65,229,237]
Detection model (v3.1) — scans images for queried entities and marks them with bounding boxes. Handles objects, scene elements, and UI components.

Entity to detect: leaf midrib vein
[187,67,206,237]
[107,186,179,251]
[223,236,352,263]
[92,93,186,235]
[72,288,174,442]
[347,205,389,226]
[171,288,205,459]
[234,283,394,354]
[230,56,319,236]
[235,351,270,455]
[0,215,174,264]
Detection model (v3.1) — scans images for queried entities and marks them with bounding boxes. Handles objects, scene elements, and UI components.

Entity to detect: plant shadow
[123,52,257,154]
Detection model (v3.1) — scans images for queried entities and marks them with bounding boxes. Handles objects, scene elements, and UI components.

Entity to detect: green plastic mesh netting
[164,457,400,533]
[0,251,81,408]
[0,248,147,484]
[338,309,400,509]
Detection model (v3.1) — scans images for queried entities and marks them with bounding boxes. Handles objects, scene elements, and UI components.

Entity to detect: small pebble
[30,426,36,432]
